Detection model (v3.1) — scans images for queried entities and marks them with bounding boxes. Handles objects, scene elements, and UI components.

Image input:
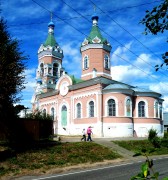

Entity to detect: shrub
[148,129,161,148]
[25,110,52,121]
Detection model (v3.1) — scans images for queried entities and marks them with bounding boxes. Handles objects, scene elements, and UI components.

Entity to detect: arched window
[89,101,94,117]
[84,56,88,69]
[104,55,109,69]
[43,109,46,117]
[108,99,116,116]
[155,101,159,118]
[126,99,131,117]
[138,101,145,117]
[53,63,59,78]
[76,103,81,118]
[61,105,67,126]
[40,63,44,76]
[51,107,55,120]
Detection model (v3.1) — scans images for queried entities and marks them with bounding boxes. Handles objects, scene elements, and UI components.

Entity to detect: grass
[113,139,168,156]
[0,141,121,178]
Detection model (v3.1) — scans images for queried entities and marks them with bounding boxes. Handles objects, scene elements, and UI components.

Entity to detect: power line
[88,0,168,78]
[60,0,168,79]
[7,1,160,27]
[31,0,168,87]
[31,0,90,40]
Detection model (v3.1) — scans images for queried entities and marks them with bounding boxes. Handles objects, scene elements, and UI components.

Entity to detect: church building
[31,14,164,137]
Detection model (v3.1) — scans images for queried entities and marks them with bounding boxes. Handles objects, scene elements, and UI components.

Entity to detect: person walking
[81,128,86,141]
[87,126,93,141]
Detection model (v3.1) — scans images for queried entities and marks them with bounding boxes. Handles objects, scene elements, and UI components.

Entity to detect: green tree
[0,18,28,139]
[141,0,168,71]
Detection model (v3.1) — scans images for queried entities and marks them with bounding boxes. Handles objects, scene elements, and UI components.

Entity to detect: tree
[140,0,168,71]
[0,18,28,139]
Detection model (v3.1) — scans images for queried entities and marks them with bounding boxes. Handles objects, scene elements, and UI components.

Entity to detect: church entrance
[61,105,67,127]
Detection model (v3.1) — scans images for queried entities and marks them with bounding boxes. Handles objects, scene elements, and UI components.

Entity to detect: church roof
[44,33,58,47]
[86,22,107,44]
[132,87,156,93]
[104,83,132,90]
[43,21,58,47]
[81,14,110,47]
[69,75,84,84]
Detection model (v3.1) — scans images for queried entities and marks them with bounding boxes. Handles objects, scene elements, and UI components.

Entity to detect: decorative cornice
[81,43,111,52]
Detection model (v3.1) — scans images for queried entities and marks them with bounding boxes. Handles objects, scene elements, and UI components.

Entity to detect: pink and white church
[31,14,164,138]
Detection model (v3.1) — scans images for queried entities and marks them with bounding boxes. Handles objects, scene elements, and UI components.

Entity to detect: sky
[1,0,168,111]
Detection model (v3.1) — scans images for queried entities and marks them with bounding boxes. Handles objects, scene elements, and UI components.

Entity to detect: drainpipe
[101,82,104,137]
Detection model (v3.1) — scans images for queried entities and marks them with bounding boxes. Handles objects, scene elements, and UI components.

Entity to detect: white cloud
[111,41,132,65]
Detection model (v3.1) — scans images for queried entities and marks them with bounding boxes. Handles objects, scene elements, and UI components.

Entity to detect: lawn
[0,141,121,178]
[113,139,168,156]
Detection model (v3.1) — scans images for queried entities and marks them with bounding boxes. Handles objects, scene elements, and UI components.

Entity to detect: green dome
[87,25,107,44]
[81,14,110,46]
[44,33,58,47]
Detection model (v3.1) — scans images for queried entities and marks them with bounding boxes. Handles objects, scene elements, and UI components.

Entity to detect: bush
[148,129,161,148]
[164,131,168,139]
[25,110,52,121]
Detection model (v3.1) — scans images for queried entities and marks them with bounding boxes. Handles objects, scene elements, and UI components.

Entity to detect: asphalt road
[30,157,168,180]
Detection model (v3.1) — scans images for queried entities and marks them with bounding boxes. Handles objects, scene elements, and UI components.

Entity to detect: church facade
[31,14,164,138]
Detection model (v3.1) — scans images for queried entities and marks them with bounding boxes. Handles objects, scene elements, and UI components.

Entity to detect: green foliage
[140,0,168,71]
[0,18,27,106]
[0,142,121,178]
[131,155,168,180]
[0,17,28,140]
[148,129,161,148]
[14,105,27,116]
[148,129,158,141]
[164,131,168,139]
[25,110,52,121]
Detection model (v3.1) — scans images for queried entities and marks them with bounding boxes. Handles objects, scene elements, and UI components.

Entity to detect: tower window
[40,63,44,76]
[83,56,89,69]
[53,63,59,79]
[104,55,110,69]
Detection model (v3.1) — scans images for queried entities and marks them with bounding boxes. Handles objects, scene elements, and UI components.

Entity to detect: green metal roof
[70,75,84,84]
[87,25,107,44]
[44,33,58,47]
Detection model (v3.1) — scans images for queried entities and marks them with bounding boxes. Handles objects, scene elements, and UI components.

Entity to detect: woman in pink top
[87,126,93,141]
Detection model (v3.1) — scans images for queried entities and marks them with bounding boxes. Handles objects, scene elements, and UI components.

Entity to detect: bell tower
[35,20,64,94]
[80,14,112,80]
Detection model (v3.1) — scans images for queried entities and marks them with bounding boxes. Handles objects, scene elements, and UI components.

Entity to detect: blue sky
[1,0,168,110]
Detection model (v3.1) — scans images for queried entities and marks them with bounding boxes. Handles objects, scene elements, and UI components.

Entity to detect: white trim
[81,71,111,78]
[38,55,62,60]
[56,74,73,89]
[81,44,111,52]
[83,55,89,70]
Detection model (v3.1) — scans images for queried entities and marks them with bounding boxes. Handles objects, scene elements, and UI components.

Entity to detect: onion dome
[43,21,58,47]
[38,20,63,59]
[82,13,110,46]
